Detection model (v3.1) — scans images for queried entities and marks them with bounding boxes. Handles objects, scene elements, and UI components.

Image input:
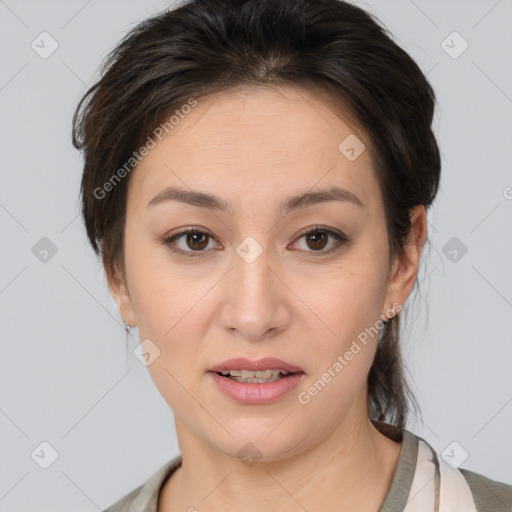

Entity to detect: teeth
[232,376,282,383]
[223,369,241,376]
[220,369,290,378]
[219,369,291,382]
[254,370,273,378]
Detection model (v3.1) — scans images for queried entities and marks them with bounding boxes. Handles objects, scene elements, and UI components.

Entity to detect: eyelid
[163,225,349,258]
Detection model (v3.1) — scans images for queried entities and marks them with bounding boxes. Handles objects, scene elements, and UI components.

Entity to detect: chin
[203,422,308,463]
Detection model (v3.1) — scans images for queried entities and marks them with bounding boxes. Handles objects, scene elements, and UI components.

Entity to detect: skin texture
[109,84,427,511]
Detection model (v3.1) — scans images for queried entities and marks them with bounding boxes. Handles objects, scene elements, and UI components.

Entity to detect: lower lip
[209,372,305,404]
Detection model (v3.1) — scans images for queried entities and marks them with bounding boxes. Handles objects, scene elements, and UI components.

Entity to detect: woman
[72,0,512,510]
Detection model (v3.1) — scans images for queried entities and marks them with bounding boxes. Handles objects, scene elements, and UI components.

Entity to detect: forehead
[129,84,381,214]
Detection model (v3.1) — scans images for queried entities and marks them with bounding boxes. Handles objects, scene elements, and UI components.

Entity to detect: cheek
[123,229,208,336]
[294,277,385,428]
[294,249,389,403]
[122,229,218,394]
[127,269,210,416]
[300,253,389,352]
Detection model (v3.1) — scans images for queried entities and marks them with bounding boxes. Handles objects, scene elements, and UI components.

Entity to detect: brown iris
[186,232,209,250]
[305,231,328,250]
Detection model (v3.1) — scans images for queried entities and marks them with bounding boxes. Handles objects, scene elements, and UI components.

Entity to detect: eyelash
[162,226,349,259]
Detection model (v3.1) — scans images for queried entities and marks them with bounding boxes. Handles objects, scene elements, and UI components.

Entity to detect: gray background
[0,0,511,510]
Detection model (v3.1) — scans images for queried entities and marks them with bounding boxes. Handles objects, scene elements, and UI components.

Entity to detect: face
[111,85,424,461]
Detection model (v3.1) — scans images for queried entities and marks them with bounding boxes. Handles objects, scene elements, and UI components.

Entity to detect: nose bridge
[235,234,275,308]
[221,234,288,339]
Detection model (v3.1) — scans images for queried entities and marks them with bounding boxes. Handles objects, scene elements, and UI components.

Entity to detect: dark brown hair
[72,0,440,428]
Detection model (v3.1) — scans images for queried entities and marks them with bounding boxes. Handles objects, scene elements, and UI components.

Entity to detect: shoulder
[375,422,512,512]
[459,467,512,512]
[102,455,182,512]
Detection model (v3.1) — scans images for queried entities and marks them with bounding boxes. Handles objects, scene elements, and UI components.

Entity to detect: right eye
[163,229,221,258]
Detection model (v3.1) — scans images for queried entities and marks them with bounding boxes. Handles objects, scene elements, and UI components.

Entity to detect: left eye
[163,227,348,258]
[291,228,348,255]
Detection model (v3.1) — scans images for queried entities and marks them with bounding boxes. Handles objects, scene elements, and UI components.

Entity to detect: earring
[383,307,397,324]
[123,321,132,368]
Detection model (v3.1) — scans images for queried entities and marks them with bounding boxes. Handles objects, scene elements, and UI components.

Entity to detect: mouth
[208,357,304,379]
[207,357,305,404]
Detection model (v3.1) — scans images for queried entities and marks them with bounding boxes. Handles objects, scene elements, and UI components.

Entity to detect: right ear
[107,263,137,327]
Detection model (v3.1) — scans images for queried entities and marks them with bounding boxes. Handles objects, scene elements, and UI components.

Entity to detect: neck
[158,412,402,511]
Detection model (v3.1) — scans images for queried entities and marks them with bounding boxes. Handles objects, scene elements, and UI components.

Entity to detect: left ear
[383,205,428,315]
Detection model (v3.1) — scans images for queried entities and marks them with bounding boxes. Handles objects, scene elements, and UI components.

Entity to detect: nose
[219,241,291,341]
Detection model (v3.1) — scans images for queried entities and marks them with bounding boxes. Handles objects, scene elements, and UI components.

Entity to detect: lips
[208,357,304,374]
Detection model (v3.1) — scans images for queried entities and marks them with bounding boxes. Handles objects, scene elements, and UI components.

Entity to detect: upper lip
[209,357,304,373]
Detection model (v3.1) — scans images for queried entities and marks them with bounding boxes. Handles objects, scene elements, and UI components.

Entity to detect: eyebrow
[147,185,364,215]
